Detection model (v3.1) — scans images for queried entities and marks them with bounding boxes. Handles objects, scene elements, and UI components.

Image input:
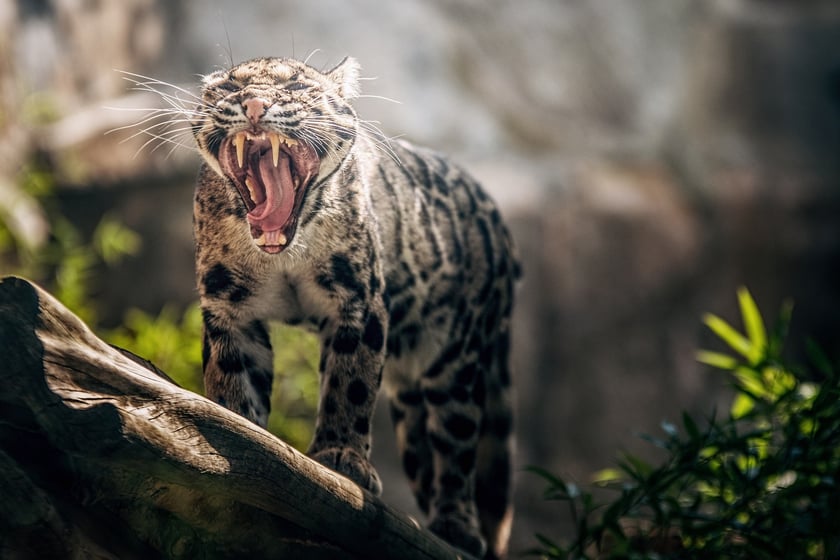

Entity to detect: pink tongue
[246,154,295,232]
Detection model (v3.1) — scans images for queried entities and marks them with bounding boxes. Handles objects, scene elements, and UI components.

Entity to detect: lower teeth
[256,231,287,246]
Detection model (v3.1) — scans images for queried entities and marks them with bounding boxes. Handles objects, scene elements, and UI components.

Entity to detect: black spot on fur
[353,416,369,435]
[475,217,495,303]
[203,263,233,296]
[444,413,478,441]
[250,370,273,408]
[476,456,511,519]
[330,254,366,302]
[454,364,477,386]
[398,390,423,406]
[369,272,381,296]
[389,295,414,326]
[440,472,464,491]
[456,449,476,475]
[429,433,454,454]
[247,320,271,348]
[390,403,406,425]
[402,450,420,480]
[362,314,385,352]
[402,324,422,351]
[450,386,470,403]
[473,371,486,408]
[217,345,243,373]
[387,335,402,358]
[323,396,337,415]
[322,429,338,442]
[437,503,457,515]
[482,301,501,338]
[347,379,369,405]
[424,389,449,406]
[478,345,494,370]
[424,341,462,378]
[332,326,361,354]
[497,336,512,387]
[201,332,211,366]
[487,412,513,439]
[228,283,251,303]
[201,309,226,339]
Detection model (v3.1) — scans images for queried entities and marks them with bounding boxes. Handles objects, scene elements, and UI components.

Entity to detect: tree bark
[0,276,473,560]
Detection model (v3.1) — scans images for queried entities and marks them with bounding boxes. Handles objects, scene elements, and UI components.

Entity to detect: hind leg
[476,332,515,559]
[475,405,514,559]
[389,386,433,513]
[422,361,487,558]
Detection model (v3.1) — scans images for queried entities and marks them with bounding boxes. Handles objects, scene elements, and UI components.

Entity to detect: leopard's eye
[285,81,309,92]
[216,81,241,92]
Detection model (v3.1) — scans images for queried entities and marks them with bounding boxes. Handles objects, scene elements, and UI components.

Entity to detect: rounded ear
[327,57,361,99]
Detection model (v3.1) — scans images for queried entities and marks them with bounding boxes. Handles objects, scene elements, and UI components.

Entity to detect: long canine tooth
[233,132,246,168]
[277,232,288,246]
[269,133,281,167]
[245,177,257,201]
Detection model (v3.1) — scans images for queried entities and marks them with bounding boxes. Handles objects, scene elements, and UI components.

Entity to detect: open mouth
[218,130,319,253]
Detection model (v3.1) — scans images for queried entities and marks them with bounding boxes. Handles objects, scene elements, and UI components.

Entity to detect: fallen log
[0,275,473,559]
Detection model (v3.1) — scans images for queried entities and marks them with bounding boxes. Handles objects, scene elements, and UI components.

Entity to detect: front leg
[202,304,274,428]
[308,251,388,494]
[309,306,387,494]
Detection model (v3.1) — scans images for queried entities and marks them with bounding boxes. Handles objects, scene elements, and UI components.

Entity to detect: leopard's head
[194,57,360,254]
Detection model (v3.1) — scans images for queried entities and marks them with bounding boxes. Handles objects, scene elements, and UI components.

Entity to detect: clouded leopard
[190,56,517,559]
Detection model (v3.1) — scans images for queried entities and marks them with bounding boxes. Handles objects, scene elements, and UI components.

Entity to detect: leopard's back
[366,139,518,558]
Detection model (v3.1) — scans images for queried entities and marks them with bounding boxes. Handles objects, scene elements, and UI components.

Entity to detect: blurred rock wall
[3,0,840,553]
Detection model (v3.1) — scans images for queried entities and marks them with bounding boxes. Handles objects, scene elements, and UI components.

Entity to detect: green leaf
[618,452,653,480]
[806,338,834,378]
[526,465,567,491]
[93,214,141,264]
[703,313,753,360]
[696,350,740,370]
[591,468,624,485]
[733,366,766,398]
[683,412,700,440]
[738,287,767,365]
[730,392,755,419]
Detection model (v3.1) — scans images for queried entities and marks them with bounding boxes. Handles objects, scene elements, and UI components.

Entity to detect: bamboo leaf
[591,468,624,485]
[737,287,766,365]
[683,412,700,440]
[730,392,755,419]
[703,313,753,360]
[696,350,740,370]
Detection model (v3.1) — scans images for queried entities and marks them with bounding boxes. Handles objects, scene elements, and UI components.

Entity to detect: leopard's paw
[310,447,383,495]
[429,512,487,558]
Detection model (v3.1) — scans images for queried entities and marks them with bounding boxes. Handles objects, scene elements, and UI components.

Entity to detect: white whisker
[116,70,204,102]
[356,94,402,105]
[303,49,322,66]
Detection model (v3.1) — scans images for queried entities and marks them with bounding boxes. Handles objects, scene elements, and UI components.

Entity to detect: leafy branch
[528,288,840,559]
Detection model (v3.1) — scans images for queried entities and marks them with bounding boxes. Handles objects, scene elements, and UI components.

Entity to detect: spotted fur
[191,57,518,559]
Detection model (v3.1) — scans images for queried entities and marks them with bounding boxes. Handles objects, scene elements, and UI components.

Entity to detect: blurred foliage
[529,288,840,559]
[1,165,319,451]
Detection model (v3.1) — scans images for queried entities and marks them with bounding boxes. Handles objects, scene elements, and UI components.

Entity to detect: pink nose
[242,97,270,125]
